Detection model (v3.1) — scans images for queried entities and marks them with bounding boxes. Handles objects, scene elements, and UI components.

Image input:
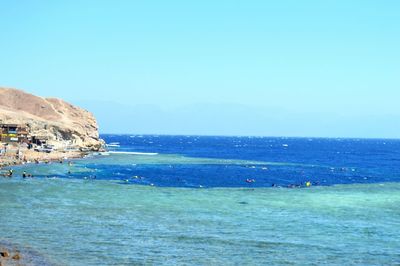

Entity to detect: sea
[1,135,400,265]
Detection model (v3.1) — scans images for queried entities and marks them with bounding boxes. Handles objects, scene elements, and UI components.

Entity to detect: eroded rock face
[0,87,103,151]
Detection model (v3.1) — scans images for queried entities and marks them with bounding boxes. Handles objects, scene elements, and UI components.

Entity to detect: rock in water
[12,253,21,260]
[0,87,103,151]
[0,251,9,258]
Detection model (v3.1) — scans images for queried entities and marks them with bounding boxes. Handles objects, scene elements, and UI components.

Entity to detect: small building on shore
[0,124,30,143]
[31,135,49,146]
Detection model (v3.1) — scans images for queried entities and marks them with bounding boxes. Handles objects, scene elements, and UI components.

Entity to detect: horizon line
[98,133,400,141]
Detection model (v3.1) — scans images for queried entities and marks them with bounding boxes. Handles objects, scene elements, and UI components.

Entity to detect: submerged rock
[0,251,9,258]
[11,253,21,260]
[0,241,57,266]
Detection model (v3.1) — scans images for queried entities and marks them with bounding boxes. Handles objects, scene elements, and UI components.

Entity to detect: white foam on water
[109,151,159,156]
[106,142,120,147]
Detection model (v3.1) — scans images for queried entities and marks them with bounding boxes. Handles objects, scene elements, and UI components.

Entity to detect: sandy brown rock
[0,242,54,266]
[0,87,103,151]
[0,251,9,258]
[11,253,20,260]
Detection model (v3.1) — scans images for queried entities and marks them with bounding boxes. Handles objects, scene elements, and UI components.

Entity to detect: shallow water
[1,179,399,265]
[1,135,400,265]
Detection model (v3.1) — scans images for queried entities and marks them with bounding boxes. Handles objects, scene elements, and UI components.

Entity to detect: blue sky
[0,1,399,137]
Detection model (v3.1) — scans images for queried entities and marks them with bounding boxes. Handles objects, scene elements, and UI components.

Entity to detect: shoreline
[0,148,87,171]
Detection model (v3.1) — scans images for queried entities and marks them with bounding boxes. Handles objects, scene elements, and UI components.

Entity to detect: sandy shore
[0,146,85,170]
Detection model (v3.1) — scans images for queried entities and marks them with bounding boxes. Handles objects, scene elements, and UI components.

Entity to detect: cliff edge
[0,87,103,151]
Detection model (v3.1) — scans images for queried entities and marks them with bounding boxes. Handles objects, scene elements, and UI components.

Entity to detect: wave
[106,142,120,147]
[108,151,159,156]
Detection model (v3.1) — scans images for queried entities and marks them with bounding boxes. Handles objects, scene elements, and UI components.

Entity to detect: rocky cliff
[0,87,103,150]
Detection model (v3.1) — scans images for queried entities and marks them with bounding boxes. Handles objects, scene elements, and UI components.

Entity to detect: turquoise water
[1,178,399,265]
[2,135,400,265]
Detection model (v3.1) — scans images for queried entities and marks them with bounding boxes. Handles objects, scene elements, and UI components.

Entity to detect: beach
[0,143,86,170]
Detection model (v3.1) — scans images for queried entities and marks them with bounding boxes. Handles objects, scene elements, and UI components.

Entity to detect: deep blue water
[75,135,400,187]
[8,134,400,188]
[2,134,400,265]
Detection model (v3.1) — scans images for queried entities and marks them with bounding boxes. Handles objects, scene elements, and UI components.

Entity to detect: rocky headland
[0,87,104,167]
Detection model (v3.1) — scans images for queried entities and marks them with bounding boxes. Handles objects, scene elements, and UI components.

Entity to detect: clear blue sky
[1,1,399,137]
